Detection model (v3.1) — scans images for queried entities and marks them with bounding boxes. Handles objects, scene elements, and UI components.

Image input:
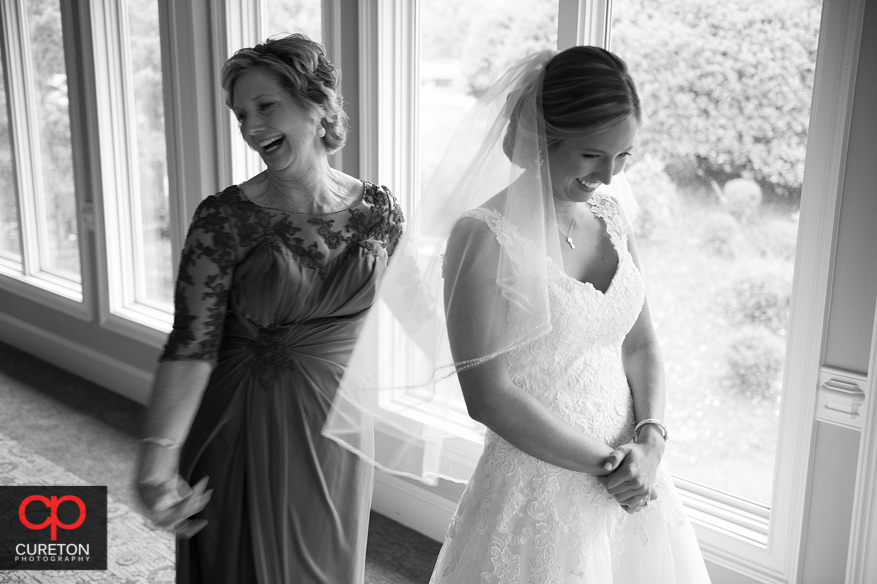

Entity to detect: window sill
[0,264,88,320]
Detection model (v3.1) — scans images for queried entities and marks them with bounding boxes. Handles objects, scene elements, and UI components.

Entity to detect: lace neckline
[571,192,626,295]
[232,181,367,215]
[466,191,629,296]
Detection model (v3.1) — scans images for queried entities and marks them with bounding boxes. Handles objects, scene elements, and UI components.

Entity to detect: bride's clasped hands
[600,426,666,513]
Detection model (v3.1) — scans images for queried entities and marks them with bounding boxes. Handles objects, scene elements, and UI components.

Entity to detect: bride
[429,46,712,583]
[323,45,712,583]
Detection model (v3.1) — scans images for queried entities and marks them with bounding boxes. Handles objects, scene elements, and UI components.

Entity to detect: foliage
[462,0,823,200]
[699,211,740,259]
[723,265,792,334]
[719,178,762,220]
[264,0,322,42]
[613,0,822,200]
[0,59,20,255]
[754,216,799,260]
[624,154,679,241]
[723,326,785,399]
[27,0,78,272]
[459,0,558,96]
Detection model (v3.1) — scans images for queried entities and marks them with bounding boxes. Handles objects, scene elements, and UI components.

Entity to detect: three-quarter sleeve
[160,195,242,363]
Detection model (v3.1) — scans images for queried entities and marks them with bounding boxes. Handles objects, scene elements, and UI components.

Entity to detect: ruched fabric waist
[219,314,365,390]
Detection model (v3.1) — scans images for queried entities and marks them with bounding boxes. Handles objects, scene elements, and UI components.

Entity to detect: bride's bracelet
[140,436,181,452]
[634,419,668,441]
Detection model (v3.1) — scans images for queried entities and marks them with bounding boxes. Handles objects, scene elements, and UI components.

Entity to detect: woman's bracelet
[634,418,668,441]
[140,436,181,452]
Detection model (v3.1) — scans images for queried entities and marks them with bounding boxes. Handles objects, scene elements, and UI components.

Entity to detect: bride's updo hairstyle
[503,46,641,163]
[222,33,349,154]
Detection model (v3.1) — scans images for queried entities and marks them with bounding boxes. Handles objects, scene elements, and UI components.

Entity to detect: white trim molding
[358,0,419,227]
[817,367,867,430]
[846,297,877,583]
[557,0,612,50]
[372,470,455,543]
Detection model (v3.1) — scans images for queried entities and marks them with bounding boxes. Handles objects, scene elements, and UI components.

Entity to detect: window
[0,57,20,261]
[367,0,844,580]
[0,0,82,305]
[127,0,172,310]
[358,0,563,470]
[419,0,558,195]
[264,0,321,41]
[612,0,822,508]
[92,0,174,335]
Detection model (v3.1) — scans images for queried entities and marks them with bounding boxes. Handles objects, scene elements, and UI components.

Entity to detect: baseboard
[372,470,457,543]
[0,311,153,405]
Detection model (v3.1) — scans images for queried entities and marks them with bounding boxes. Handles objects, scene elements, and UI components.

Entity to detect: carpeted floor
[0,340,441,583]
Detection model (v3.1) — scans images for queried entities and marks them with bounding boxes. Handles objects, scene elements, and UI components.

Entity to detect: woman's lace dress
[160,182,403,584]
[430,192,711,583]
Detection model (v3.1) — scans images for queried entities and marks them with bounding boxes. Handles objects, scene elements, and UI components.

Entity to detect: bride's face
[547,114,638,205]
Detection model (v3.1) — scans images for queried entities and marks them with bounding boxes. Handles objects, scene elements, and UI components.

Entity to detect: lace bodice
[432,192,687,584]
[160,181,403,363]
[461,193,642,443]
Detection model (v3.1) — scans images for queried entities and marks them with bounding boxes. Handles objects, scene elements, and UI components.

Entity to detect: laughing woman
[135,34,404,584]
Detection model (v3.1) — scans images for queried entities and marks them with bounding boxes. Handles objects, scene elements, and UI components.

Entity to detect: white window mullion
[117,0,142,313]
[558,0,613,50]
[222,0,262,186]
[158,0,183,276]
[359,0,418,233]
[92,0,139,320]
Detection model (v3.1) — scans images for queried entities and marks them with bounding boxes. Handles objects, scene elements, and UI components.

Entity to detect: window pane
[416,0,557,419]
[264,0,321,42]
[27,0,79,281]
[127,0,172,308]
[420,0,557,200]
[0,55,21,261]
[612,0,822,503]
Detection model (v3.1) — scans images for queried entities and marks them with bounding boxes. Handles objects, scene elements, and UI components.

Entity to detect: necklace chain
[547,206,578,249]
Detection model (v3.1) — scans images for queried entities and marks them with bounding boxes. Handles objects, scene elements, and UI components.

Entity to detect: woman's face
[231,67,324,174]
[547,114,639,204]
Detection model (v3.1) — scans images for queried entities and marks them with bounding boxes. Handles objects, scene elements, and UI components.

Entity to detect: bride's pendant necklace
[549,206,578,249]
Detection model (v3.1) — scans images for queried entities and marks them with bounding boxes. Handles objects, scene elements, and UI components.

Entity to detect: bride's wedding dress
[430,191,711,584]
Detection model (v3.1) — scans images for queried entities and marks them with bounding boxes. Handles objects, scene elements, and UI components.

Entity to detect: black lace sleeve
[159,194,242,363]
[376,185,405,256]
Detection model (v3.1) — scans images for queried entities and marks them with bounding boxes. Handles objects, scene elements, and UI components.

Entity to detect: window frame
[0,0,90,320]
[362,0,863,580]
[88,0,180,346]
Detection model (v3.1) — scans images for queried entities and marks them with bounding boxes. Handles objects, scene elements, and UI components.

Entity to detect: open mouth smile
[576,178,601,190]
[258,135,284,152]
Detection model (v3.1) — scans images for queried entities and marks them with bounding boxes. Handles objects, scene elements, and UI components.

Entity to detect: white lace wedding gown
[430,192,711,583]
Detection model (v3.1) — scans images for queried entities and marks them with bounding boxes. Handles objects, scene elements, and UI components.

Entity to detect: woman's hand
[597,429,665,510]
[136,442,212,538]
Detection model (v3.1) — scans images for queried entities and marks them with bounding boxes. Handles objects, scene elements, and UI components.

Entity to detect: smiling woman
[134,34,404,584]
[327,45,711,583]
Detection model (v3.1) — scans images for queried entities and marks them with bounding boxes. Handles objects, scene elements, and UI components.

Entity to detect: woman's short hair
[504,46,640,161]
[222,34,348,153]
